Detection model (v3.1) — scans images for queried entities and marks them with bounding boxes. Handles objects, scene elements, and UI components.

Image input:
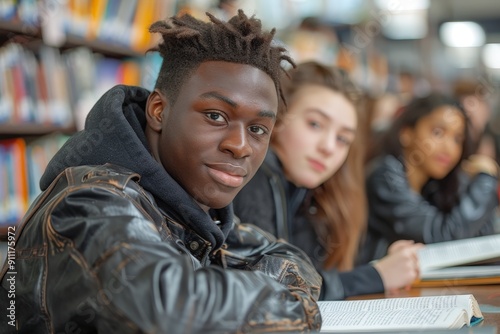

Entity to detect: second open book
[319,294,483,333]
[415,234,500,286]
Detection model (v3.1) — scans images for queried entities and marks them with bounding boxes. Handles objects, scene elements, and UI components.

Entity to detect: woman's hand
[387,239,418,255]
[461,154,499,178]
[373,242,424,294]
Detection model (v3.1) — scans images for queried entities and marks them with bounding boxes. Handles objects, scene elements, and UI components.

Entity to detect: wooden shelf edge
[0,20,144,58]
[64,34,145,58]
[0,20,40,36]
[0,123,76,136]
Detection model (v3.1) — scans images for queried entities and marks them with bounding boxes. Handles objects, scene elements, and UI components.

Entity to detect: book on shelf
[413,234,500,287]
[0,0,38,24]
[63,0,174,51]
[0,43,73,126]
[318,294,483,333]
[0,138,28,227]
[26,133,69,204]
[0,134,68,230]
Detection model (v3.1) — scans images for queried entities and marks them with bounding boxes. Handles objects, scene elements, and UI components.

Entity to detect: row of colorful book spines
[0,43,71,125]
[0,44,160,125]
[0,0,175,51]
[0,136,68,226]
[0,138,29,226]
[0,0,37,24]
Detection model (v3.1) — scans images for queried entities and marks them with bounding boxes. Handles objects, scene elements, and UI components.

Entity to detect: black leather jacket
[0,86,322,333]
[0,164,322,333]
[233,150,384,300]
[358,155,498,264]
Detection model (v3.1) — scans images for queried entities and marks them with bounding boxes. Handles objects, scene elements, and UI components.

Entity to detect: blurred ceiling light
[446,47,480,68]
[375,0,429,40]
[483,43,500,68]
[324,0,364,24]
[375,0,430,12]
[440,22,485,47]
[382,11,428,39]
[286,0,322,18]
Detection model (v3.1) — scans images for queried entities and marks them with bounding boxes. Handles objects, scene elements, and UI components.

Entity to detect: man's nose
[219,124,252,158]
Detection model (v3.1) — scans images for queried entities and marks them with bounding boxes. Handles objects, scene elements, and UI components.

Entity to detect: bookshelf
[0,123,75,137]
[0,0,174,238]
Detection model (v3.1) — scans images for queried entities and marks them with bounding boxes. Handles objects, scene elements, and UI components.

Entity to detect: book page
[320,307,467,332]
[318,295,472,313]
[418,234,500,271]
[318,294,483,332]
[422,265,500,279]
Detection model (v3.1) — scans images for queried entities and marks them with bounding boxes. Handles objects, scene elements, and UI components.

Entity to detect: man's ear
[145,90,168,132]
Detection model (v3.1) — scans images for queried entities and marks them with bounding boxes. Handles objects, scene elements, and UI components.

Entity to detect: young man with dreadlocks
[0,10,322,333]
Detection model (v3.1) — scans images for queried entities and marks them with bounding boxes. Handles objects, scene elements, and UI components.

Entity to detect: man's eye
[206,112,225,122]
[249,125,266,135]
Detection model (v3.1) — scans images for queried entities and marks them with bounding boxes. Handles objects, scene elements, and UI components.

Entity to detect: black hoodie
[40,85,233,250]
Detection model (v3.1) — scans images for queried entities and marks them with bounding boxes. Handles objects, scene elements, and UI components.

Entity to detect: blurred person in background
[358,93,498,264]
[453,78,496,158]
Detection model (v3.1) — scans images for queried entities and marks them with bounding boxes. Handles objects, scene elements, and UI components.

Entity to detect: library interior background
[1,0,500,262]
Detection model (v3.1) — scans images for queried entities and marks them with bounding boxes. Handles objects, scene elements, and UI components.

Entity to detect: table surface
[348,285,500,328]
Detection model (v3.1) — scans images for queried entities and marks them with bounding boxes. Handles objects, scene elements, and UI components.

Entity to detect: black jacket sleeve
[212,220,323,328]
[367,155,498,248]
[319,265,384,300]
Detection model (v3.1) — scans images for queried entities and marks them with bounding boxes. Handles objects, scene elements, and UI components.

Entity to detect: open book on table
[413,234,500,287]
[318,294,483,333]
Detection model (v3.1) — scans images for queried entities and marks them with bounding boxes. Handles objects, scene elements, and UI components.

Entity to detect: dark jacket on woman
[357,154,498,264]
[233,150,384,301]
[0,85,322,333]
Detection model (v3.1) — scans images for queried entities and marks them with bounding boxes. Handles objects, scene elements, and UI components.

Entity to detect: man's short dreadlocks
[149,10,294,116]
